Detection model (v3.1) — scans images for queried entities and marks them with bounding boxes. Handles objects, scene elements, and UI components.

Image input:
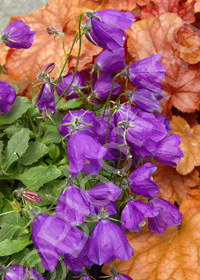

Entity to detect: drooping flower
[148,198,182,234]
[67,131,112,178]
[128,163,159,197]
[55,185,95,225]
[88,210,133,265]
[35,82,55,114]
[121,200,159,232]
[84,9,135,50]
[2,265,45,280]
[95,48,125,73]
[1,19,35,49]
[0,81,16,114]
[31,213,88,271]
[56,72,83,100]
[109,267,133,280]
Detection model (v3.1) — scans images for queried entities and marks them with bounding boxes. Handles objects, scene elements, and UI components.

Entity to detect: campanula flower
[35,82,55,114]
[1,19,35,49]
[0,81,16,114]
[3,265,45,280]
[109,267,133,280]
[148,198,182,234]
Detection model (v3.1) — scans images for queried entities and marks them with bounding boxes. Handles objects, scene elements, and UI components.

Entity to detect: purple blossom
[1,20,35,49]
[67,131,112,178]
[109,267,133,280]
[128,163,159,197]
[95,48,125,73]
[148,198,182,234]
[55,186,95,225]
[88,214,133,265]
[128,54,166,92]
[84,10,135,50]
[31,214,88,271]
[0,81,16,114]
[35,83,55,114]
[121,200,159,232]
[59,109,98,140]
[56,72,83,100]
[86,182,122,214]
[92,73,120,100]
[153,134,183,166]
[3,265,45,280]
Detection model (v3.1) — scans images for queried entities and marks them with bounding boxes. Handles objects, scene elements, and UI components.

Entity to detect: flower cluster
[0,8,184,280]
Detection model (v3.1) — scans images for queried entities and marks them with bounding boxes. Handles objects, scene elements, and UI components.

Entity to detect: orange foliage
[170,115,200,175]
[104,205,200,280]
[126,13,200,113]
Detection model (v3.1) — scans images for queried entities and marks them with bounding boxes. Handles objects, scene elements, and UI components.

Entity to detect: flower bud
[16,188,41,203]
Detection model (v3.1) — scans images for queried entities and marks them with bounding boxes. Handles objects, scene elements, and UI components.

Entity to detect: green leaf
[0,97,31,126]
[40,124,61,144]
[4,124,24,138]
[3,128,30,169]
[21,142,49,165]
[0,239,32,256]
[0,141,3,165]
[16,165,62,191]
[56,98,83,110]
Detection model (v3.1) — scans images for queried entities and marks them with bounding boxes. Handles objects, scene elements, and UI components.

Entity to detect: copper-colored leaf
[2,0,101,81]
[152,163,199,204]
[171,115,200,175]
[141,0,196,23]
[126,13,200,113]
[180,189,200,214]
[104,206,200,280]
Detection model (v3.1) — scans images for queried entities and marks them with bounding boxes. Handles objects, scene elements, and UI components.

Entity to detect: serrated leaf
[16,165,62,191]
[0,239,32,256]
[40,124,61,144]
[4,124,24,138]
[0,97,31,126]
[56,98,83,110]
[21,142,49,165]
[3,128,30,169]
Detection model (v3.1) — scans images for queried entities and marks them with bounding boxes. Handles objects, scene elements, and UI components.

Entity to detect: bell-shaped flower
[55,185,95,225]
[86,182,122,215]
[95,48,125,73]
[109,267,133,280]
[153,134,183,166]
[148,198,182,234]
[128,54,166,92]
[88,210,133,265]
[67,131,112,178]
[3,265,45,280]
[1,19,35,49]
[59,109,98,140]
[129,163,159,197]
[84,9,135,50]
[121,200,159,232]
[35,82,55,114]
[0,81,16,114]
[92,73,120,100]
[56,72,83,100]
[31,214,88,272]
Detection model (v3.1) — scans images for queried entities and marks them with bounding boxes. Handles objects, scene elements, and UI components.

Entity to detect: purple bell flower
[59,109,98,140]
[31,214,88,272]
[86,182,122,215]
[84,9,135,50]
[109,267,133,280]
[92,73,120,100]
[3,265,45,280]
[148,198,182,234]
[95,48,125,73]
[129,163,159,197]
[0,81,16,114]
[153,134,183,166]
[1,19,35,49]
[56,72,83,100]
[88,210,133,265]
[35,83,55,114]
[128,54,166,92]
[67,131,112,178]
[121,200,159,232]
[55,186,95,225]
